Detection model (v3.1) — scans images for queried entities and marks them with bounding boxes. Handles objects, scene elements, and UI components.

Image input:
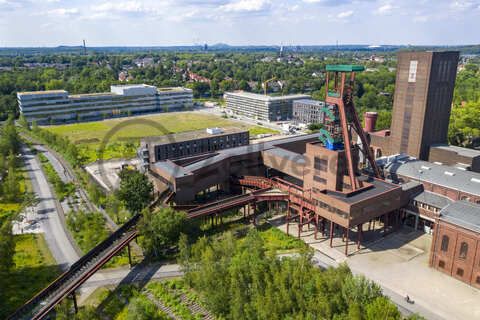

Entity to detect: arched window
[459,242,468,259]
[441,235,449,252]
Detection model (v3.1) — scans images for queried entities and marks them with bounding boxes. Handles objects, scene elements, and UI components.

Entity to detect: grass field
[0,234,61,319]
[44,112,277,163]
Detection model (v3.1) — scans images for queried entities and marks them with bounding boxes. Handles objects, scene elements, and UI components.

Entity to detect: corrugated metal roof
[386,159,480,196]
[440,201,480,233]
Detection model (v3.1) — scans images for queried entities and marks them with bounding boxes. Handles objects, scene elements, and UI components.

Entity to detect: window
[438,260,445,269]
[456,268,464,277]
[441,235,449,252]
[314,157,328,171]
[314,175,327,184]
[459,242,468,259]
[476,276,480,285]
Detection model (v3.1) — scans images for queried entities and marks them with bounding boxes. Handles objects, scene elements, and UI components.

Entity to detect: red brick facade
[430,220,480,288]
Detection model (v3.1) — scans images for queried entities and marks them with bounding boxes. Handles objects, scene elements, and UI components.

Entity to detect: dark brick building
[389,51,459,160]
[139,127,249,164]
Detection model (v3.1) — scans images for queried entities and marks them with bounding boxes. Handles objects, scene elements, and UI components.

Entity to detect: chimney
[364,112,378,133]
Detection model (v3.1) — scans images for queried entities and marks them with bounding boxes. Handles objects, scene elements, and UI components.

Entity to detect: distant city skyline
[0,0,479,47]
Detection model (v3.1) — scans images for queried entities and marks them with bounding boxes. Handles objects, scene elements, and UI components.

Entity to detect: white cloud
[46,7,79,17]
[337,10,353,19]
[219,0,270,12]
[374,3,397,15]
[450,1,479,10]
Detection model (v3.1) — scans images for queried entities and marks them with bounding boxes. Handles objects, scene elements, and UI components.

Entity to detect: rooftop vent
[433,162,443,165]
[206,127,223,135]
[471,178,480,184]
[444,171,455,176]
[421,165,431,170]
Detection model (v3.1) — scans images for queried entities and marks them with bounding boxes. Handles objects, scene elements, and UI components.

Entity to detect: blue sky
[0,0,479,46]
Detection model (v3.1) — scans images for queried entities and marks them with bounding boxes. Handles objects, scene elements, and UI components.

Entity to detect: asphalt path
[22,146,80,269]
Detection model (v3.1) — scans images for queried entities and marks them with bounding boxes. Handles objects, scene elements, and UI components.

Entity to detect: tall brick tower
[389,51,459,160]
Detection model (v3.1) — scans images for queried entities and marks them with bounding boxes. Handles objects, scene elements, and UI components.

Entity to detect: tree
[126,296,165,320]
[106,193,121,223]
[3,164,20,202]
[138,207,187,259]
[365,296,401,320]
[341,274,382,308]
[0,219,15,272]
[18,114,29,130]
[118,169,153,214]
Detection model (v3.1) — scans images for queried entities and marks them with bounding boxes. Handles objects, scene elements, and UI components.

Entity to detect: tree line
[178,230,423,320]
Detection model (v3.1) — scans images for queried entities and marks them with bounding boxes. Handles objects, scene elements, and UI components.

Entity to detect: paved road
[310,249,443,319]
[22,146,80,269]
[32,143,118,230]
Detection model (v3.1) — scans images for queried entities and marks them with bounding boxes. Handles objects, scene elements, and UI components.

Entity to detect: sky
[0,0,479,47]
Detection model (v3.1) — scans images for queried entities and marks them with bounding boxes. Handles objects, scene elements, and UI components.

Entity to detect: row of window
[438,260,480,284]
[411,200,440,213]
[441,235,473,260]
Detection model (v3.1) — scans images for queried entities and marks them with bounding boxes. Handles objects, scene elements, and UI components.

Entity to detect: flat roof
[225,91,310,102]
[293,99,325,106]
[142,127,248,146]
[386,159,480,196]
[110,84,155,89]
[17,90,67,96]
[322,178,399,204]
[440,201,480,234]
[413,191,453,209]
[430,144,480,158]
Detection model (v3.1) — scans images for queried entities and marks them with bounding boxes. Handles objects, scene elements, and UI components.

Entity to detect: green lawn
[43,112,278,163]
[0,234,61,319]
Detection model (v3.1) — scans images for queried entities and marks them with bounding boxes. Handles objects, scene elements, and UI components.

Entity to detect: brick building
[430,201,480,289]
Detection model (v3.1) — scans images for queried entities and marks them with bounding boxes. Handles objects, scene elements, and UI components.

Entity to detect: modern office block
[292,99,326,124]
[224,91,309,122]
[17,84,193,124]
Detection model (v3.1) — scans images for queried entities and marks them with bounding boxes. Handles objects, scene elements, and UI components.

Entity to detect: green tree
[138,207,187,259]
[342,274,382,308]
[0,219,15,272]
[126,296,165,320]
[118,169,153,214]
[18,114,29,130]
[3,165,20,202]
[365,296,401,320]
[106,193,121,223]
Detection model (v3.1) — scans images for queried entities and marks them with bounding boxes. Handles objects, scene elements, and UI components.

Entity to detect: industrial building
[17,84,193,124]
[292,99,326,125]
[224,91,310,121]
[139,127,249,165]
[430,201,480,288]
[143,54,480,289]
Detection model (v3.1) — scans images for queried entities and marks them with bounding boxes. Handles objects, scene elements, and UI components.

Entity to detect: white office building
[17,84,193,124]
[224,91,310,122]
